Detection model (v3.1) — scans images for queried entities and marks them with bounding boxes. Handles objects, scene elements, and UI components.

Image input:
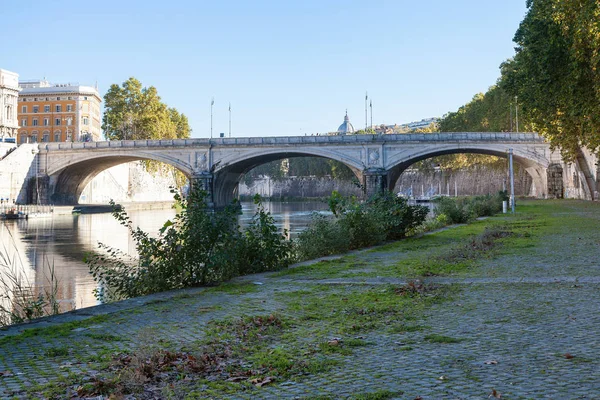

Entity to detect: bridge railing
[37,132,545,151]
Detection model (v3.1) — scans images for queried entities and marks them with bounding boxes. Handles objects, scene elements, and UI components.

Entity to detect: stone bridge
[29,132,596,207]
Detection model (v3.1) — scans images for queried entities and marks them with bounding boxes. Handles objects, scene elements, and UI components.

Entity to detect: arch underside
[212,152,362,207]
[386,148,547,196]
[50,156,190,204]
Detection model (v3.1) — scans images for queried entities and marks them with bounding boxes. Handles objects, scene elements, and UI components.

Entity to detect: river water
[0,201,331,314]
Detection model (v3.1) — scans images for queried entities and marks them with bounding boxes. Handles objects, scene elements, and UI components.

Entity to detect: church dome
[337,111,355,135]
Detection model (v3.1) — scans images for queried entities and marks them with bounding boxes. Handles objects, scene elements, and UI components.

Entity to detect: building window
[66,118,72,126]
[42,133,49,142]
[67,104,73,112]
[31,134,38,143]
[20,134,27,144]
[57,97,61,101]
[45,97,49,101]
[44,105,50,112]
[54,132,61,142]
[55,118,61,126]
[84,96,88,100]
[43,118,49,126]
[32,118,39,126]
[21,106,27,113]
[33,106,39,113]
[83,117,89,125]
[55,105,62,112]
[34,98,38,101]
[21,119,27,126]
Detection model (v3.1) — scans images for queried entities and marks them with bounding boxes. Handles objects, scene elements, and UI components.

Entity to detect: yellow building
[17,80,102,143]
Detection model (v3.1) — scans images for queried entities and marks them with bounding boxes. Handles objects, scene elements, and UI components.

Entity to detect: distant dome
[337,110,355,135]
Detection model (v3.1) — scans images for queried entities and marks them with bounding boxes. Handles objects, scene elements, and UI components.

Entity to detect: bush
[433,192,506,224]
[87,189,294,302]
[296,191,429,260]
[295,214,350,260]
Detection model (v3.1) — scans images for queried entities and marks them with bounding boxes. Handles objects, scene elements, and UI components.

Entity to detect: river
[0,201,331,314]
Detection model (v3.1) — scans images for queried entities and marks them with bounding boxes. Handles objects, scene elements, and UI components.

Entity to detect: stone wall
[395,166,532,197]
[79,162,176,204]
[239,176,362,198]
[0,144,38,203]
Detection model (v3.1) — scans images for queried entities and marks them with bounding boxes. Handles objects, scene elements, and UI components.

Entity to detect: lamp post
[515,96,519,133]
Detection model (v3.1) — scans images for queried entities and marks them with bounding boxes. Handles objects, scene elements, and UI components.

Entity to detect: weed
[44,346,69,357]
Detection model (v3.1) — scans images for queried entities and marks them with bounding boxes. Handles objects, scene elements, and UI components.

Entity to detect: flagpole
[370,99,373,133]
[210,97,214,139]
[228,102,231,138]
[365,92,368,131]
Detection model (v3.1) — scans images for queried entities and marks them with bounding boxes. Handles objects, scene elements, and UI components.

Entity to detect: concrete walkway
[1,200,599,399]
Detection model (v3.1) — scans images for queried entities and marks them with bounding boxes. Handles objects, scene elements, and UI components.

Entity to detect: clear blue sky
[2,0,528,138]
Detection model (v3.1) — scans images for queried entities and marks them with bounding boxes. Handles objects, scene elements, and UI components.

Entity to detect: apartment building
[17,80,101,143]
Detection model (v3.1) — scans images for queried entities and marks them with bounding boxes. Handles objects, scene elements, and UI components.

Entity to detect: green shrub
[433,192,506,224]
[86,189,294,302]
[295,214,350,260]
[296,191,429,260]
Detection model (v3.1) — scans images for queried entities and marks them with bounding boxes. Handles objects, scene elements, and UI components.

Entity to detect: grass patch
[85,333,121,342]
[44,346,70,357]
[204,281,259,295]
[350,390,403,399]
[424,334,463,344]
[0,314,111,346]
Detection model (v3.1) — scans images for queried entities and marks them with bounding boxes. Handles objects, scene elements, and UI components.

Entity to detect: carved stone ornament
[195,152,208,171]
[368,148,380,165]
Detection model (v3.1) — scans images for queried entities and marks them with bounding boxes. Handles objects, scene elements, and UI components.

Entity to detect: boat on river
[0,205,53,220]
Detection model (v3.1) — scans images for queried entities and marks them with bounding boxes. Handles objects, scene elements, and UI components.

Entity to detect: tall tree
[102,77,191,141]
[500,0,600,158]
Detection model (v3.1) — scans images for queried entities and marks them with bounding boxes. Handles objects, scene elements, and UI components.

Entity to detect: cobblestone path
[1,200,599,399]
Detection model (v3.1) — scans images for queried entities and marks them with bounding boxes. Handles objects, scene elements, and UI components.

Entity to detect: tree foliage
[439,85,530,133]
[86,189,294,301]
[102,77,191,141]
[500,0,600,158]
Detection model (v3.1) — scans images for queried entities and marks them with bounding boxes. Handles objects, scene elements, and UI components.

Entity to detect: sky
[2,0,529,138]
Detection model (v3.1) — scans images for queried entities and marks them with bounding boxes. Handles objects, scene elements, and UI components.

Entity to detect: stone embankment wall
[240,168,530,199]
[239,176,362,198]
[80,162,176,204]
[0,144,38,203]
[395,167,532,197]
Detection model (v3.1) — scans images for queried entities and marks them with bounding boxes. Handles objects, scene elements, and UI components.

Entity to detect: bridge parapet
[38,132,545,153]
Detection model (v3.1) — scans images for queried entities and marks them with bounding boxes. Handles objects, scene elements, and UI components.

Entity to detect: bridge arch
[385,144,550,197]
[210,148,364,207]
[46,152,194,204]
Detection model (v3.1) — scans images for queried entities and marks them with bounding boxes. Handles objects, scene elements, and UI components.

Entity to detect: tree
[102,77,191,141]
[500,0,600,158]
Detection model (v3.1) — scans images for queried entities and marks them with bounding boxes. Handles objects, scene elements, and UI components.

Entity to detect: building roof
[337,111,355,135]
[18,81,101,101]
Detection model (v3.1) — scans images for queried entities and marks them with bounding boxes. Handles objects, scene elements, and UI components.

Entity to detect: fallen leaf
[414,397,423,400]
[438,375,447,380]
[0,371,13,377]
[490,389,501,398]
[227,376,246,382]
[252,376,274,387]
[484,360,498,365]
[564,353,575,359]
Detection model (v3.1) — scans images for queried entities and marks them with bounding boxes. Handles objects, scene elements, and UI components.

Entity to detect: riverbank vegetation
[86,189,294,302]
[296,192,429,260]
[0,236,64,327]
[85,190,508,302]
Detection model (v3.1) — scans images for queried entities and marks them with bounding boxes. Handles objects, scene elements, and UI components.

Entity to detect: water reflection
[0,201,330,313]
